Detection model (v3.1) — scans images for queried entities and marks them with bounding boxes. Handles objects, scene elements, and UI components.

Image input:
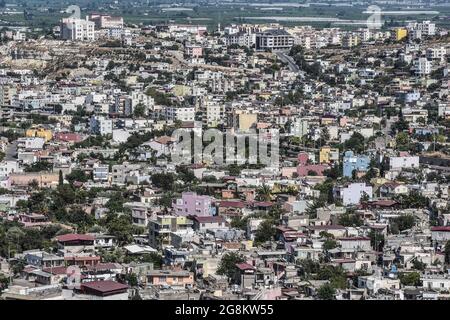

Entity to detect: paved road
[276,51,300,73]
[5,140,18,161]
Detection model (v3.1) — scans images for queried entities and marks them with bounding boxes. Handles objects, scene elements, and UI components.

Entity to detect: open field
[1,1,450,31]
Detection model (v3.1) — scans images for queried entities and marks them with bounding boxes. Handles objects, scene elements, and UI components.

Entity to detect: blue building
[414,127,439,136]
[343,151,370,178]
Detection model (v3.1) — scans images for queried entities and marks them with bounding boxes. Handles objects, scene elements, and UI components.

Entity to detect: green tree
[395,132,410,151]
[105,192,126,213]
[256,184,272,202]
[157,192,174,210]
[339,212,363,227]
[29,179,39,189]
[323,238,338,250]
[369,229,385,251]
[66,169,89,183]
[306,198,326,219]
[227,164,241,176]
[0,274,8,293]
[254,219,276,245]
[317,283,336,300]
[320,127,330,146]
[133,104,146,118]
[230,216,249,230]
[24,161,53,172]
[412,259,426,271]
[125,273,138,287]
[58,170,64,186]
[390,215,415,233]
[344,132,366,153]
[399,272,421,286]
[151,173,175,191]
[66,207,95,232]
[106,214,134,245]
[217,252,245,280]
[176,166,198,185]
[395,192,428,209]
[140,253,163,269]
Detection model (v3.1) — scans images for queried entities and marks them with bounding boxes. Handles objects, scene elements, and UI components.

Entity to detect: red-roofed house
[54,132,83,143]
[431,226,450,243]
[79,280,129,300]
[65,255,101,268]
[190,215,228,231]
[56,234,95,253]
[235,262,257,289]
[379,182,408,196]
[217,200,247,216]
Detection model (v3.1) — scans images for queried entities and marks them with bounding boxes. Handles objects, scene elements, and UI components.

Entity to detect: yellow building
[321,117,336,125]
[396,28,408,41]
[319,146,340,164]
[148,215,193,248]
[26,127,53,142]
[258,92,272,100]
[343,35,359,48]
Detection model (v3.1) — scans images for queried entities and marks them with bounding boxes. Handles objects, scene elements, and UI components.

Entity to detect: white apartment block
[165,106,195,122]
[402,108,429,123]
[255,29,294,51]
[223,32,256,48]
[291,118,309,137]
[407,21,436,37]
[61,17,95,41]
[90,115,113,135]
[412,57,432,76]
[131,91,155,111]
[205,104,224,127]
[389,156,420,170]
[426,47,446,60]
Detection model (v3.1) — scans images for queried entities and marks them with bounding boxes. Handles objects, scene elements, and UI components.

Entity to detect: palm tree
[256,184,272,202]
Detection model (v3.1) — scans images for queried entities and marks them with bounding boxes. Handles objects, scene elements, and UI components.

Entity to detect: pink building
[297,152,309,165]
[339,116,348,127]
[297,164,328,176]
[297,152,328,176]
[186,45,203,57]
[54,132,83,143]
[172,192,215,216]
[281,167,297,178]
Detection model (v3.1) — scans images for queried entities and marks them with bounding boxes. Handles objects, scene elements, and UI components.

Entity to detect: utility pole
[8,243,12,285]
[433,132,436,152]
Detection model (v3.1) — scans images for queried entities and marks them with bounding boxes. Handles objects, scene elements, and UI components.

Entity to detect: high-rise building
[407,21,436,38]
[60,17,95,41]
[412,57,432,76]
[255,29,294,51]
